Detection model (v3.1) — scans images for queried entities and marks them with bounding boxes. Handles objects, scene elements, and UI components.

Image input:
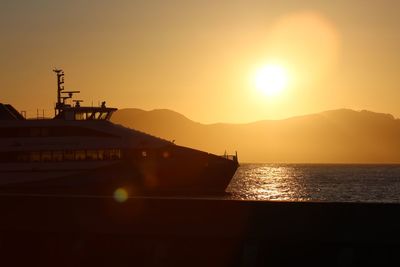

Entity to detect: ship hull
[0,146,238,196]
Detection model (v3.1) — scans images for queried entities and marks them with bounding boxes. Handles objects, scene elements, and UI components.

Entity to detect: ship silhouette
[0,69,238,195]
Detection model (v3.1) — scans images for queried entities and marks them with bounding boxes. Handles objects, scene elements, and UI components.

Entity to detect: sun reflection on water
[226,164,400,203]
[226,164,312,201]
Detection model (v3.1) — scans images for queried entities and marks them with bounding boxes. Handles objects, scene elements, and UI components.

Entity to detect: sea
[226,164,400,203]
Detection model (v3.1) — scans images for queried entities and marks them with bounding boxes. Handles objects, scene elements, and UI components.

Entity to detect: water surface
[226,164,400,203]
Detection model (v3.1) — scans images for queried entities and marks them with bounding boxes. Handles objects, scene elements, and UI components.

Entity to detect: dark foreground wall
[0,195,399,266]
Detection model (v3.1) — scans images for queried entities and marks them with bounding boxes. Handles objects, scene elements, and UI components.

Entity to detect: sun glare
[254,65,288,96]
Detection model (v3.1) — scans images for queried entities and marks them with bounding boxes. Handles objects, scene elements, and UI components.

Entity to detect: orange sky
[1,1,400,123]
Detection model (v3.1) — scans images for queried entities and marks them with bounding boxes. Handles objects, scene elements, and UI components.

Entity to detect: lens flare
[114,188,128,203]
[266,11,341,86]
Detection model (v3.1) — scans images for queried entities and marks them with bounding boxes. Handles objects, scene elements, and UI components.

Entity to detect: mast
[53,69,64,116]
[53,69,80,116]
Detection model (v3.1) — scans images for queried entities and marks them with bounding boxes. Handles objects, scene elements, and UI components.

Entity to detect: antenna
[54,68,65,115]
[53,69,64,104]
[53,69,80,115]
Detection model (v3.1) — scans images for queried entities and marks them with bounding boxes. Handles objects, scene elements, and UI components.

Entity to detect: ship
[0,69,238,195]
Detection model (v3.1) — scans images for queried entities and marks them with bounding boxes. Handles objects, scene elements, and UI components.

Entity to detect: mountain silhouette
[112,108,400,163]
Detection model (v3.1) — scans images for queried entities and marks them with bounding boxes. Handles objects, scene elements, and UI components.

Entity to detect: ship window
[109,149,121,160]
[30,152,41,162]
[52,151,63,161]
[87,112,95,120]
[41,151,52,162]
[99,112,108,120]
[17,153,29,162]
[102,149,121,160]
[86,150,98,160]
[98,150,104,160]
[75,150,86,160]
[75,112,85,120]
[64,150,75,161]
[103,150,111,160]
[1,148,123,163]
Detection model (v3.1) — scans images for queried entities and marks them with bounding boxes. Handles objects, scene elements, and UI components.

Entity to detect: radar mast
[53,69,80,116]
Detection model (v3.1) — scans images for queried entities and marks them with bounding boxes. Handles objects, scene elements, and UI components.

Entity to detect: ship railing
[221,155,235,160]
[220,151,238,163]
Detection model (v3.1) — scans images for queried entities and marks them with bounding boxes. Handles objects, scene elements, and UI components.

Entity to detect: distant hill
[111,108,400,163]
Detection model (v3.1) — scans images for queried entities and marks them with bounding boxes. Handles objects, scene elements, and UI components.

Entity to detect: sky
[1,0,400,123]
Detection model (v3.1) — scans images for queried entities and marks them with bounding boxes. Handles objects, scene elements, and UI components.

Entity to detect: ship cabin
[0,68,117,121]
[54,104,117,121]
[53,68,117,121]
[0,103,117,121]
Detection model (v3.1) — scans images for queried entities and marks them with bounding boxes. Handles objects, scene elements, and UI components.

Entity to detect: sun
[254,65,288,96]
